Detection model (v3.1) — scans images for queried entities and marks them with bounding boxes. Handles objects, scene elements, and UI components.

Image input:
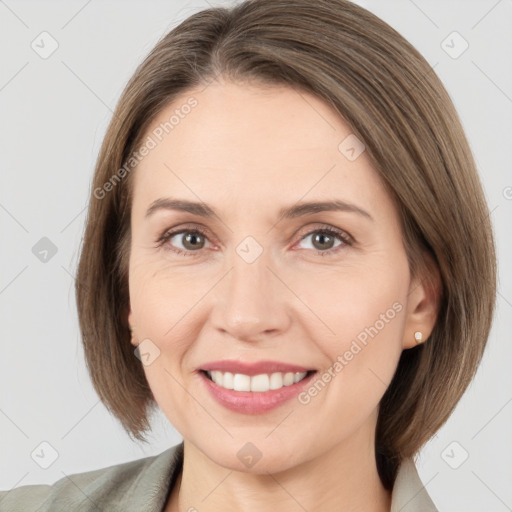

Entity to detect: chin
[195,436,307,474]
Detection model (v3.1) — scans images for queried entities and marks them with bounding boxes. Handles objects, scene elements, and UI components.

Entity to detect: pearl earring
[414,331,423,344]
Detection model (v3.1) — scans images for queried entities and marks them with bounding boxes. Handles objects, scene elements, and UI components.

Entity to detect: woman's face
[128,80,420,472]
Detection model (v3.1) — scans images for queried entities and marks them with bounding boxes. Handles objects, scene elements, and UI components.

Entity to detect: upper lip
[200,360,315,376]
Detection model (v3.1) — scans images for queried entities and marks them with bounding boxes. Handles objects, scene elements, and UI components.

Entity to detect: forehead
[131,81,391,219]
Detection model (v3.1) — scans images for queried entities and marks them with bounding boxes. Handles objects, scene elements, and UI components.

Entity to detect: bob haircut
[75,0,497,490]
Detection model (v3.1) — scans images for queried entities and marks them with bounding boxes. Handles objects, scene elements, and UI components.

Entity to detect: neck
[165,425,392,512]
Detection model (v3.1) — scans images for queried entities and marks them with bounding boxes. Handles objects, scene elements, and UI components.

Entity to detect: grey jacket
[0,442,439,511]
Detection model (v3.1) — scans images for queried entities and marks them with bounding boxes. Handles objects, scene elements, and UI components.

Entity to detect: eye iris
[313,232,334,250]
[183,232,205,250]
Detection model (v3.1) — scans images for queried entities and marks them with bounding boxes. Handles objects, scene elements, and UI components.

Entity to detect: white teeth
[269,372,283,390]
[251,374,269,392]
[294,371,307,383]
[206,370,309,392]
[233,373,251,391]
[283,372,295,386]
[222,372,234,389]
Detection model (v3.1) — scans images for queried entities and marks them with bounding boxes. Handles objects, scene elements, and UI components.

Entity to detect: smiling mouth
[201,369,316,392]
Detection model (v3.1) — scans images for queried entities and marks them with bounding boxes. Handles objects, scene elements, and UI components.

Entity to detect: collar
[126,442,438,511]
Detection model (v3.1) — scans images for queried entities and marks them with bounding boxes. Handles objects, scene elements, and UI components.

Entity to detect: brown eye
[179,231,206,251]
[157,228,211,256]
[296,227,351,256]
[311,232,338,250]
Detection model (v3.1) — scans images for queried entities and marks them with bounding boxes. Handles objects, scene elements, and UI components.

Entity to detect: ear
[127,308,138,347]
[403,253,442,350]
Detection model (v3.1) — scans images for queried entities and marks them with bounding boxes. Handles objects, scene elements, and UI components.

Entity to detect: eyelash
[155,224,353,258]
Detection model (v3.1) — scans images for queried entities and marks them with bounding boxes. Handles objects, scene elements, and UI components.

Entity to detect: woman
[0,0,496,510]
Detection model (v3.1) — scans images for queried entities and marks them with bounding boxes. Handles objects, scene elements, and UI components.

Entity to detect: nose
[209,248,291,344]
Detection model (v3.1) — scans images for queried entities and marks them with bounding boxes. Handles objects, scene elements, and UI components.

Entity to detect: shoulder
[391,457,439,512]
[0,442,184,512]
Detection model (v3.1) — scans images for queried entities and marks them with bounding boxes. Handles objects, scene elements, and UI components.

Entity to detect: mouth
[197,361,318,414]
[200,369,316,392]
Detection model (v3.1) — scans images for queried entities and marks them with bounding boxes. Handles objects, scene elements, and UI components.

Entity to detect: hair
[75,0,497,490]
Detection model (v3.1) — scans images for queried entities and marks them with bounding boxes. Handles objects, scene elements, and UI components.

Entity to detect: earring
[129,326,136,345]
[414,331,423,345]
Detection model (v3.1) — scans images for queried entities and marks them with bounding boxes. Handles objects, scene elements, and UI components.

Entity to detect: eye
[156,224,352,257]
[295,226,352,256]
[156,226,212,256]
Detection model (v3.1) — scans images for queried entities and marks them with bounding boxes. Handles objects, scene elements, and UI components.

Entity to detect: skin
[127,79,439,512]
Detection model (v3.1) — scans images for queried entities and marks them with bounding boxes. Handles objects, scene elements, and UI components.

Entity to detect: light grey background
[1,0,511,510]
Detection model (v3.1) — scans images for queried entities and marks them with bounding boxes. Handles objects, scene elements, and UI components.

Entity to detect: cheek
[294,256,407,405]
[294,256,408,347]
[140,362,198,442]
[330,300,405,403]
[129,255,206,336]
[128,258,211,415]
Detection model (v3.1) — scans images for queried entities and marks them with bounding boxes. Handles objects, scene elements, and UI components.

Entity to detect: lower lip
[199,371,316,414]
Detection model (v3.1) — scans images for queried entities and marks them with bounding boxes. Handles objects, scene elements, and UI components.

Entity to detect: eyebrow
[145,198,373,221]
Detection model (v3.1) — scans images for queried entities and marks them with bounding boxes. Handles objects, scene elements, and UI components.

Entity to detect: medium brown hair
[75,0,497,489]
